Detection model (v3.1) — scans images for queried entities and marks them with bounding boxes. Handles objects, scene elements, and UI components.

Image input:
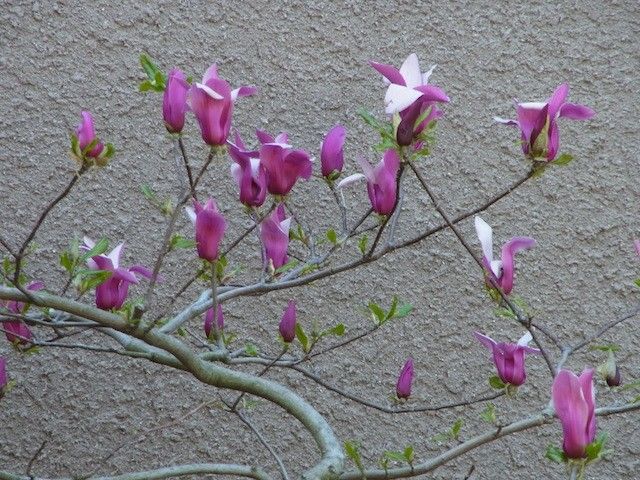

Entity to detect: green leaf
[634,278,640,288]
[139,53,166,91]
[357,108,385,130]
[358,235,368,255]
[80,238,109,261]
[139,80,153,92]
[480,403,496,424]
[489,375,506,390]
[327,323,346,336]
[494,306,516,320]
[403,445,414,464]
[326,228,338,245]
[59,251,75,273]
[451,418,463,439]
[295,323,309,352]
[368,302,386,324]
[552,153,574,166]
[386,295,398,320]
[620,380,640,392]
[585,432,607,461]
[102,143,115,159]
[275,259,300,274]
[589,344,621,352]
[394,303,413,318]
[244,343,258,357]
[170,234,196,250]
[382,451,406,463]
[545,444,566,463]
[344,441,364,472]
[77,269,112,291]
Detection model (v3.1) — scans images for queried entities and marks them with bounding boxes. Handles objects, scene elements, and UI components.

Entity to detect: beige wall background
[1,0,639,478]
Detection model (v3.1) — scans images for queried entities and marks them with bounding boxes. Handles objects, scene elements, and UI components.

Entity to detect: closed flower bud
[187,199,226,262]
[204,304,224,339]
[163,68,189,133]
[320,125,346,178]
[396,358,414,400]
[260,204,291,270]
[279,301,297,343]
[600,350,622,387]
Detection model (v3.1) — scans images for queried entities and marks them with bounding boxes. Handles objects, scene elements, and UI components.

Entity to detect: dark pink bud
[4,321,32,345]
[396,358,414,400]
[260,204,291,269]
[279,301,297,343]
[189,199,226,262]
[76,111,105,158]
[320,125,346,177]
[163,68,189,133]
[204,304,224,339]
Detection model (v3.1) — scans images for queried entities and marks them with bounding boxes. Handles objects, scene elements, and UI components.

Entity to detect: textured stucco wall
[1,0,639,478]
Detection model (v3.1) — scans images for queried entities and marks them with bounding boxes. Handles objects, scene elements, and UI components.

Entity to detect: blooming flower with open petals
[320,125,347,178]
[228,132,267,207]
[190,64,257,146]
[338,149,400,216]
[279,300,297,343]
[82,238,153,310]
[163,68,190,133]
[187,199,226,262]
[204,304,224,339]
[370,53,450,115]
[260,204,291,270]
[475,331,540,386]
[474,216,535,295]
[494,83,595,162]
[552,368,596,458]
[396,358,414,400]
[76,111,105,158]
[257,130,313,196]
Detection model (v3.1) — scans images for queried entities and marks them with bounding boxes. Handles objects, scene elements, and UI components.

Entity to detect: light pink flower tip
[279,300,297,343]
[552,368,596,458]
[396,357,414,400]
[634,240,640,256]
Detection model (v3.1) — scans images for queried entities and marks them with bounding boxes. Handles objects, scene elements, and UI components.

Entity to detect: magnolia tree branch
[0,286,343,480]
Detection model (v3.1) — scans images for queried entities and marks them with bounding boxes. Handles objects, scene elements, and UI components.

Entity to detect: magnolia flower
[190,64,257,146]
[338,149,400,215]
[474,331,540,386]
[552,369,596,458]
[76,111,105,158]
[260,204,291,270]
[82,238,153,310]
[474,216,535,295]
[3,281,43,345]
[370,53,449,115]
[228,132,267,207]
[634,240,640,256]
[320,125,347,178]
[279,301,297,343]
[396,358,414,400]
[163,68,189,133]
[187,198,226,262]
[204,304,224,339]
[0,357,7,393]
[495,83,595,162]
[257,130,313,196]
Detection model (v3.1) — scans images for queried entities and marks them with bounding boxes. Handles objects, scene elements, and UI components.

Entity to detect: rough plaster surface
[1,0,639,478]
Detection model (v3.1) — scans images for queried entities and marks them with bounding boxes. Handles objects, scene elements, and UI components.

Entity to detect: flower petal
[559,103,595,120]
[474,331,497,350]
[399,53,422,89]
[500,236,536,295]
[369,61,405,85]
[474,216,494,264]
[384,84,423,114]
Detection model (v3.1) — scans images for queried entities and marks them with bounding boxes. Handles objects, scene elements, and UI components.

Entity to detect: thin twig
[177,136,196,199]
[25,441,47,477]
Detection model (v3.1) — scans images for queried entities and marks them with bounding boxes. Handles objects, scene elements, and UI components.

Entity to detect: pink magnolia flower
[3,281,43,345]
[82,238,153,310]
[204,304,224,339]
[187,198,226,262]
[190,64,257,146]
[163,68,190,133]
[0,357,7,392]
[396,358,414,400]
[634,240,640,256]
[474,331,540,386]
[228,132,267,207]
[552,369,596,458]
[320,125,347,178]
[474,216,535,295]
[495,83,595,162]
[76,111,105,158]
[260,204,291,270]
[338,149,401,216]
[257,130,313,196]
[370,53,449,115]
[279,300,297,343]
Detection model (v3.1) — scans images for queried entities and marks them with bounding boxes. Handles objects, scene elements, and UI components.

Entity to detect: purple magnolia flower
[257,130,313,196]
[76,111,105,158]
[370,53,450,115]
[228,132,267,207]
[260,204,291,270]
[3,281,43,345]
[552,369,596,459]
[396,358,414,400]
[474,216,536,295]
[320,125,347,178]
[279,300,297,343]
[83,238,153,310]
[338,149,400,216]
[204,304,224,339]
[495,83,595,162]
[475,331,540,386]
[187,198,226,262]
[635,240,640,256]
[163,68,189,133]
[190,64,257,146]
[0,357,7,392]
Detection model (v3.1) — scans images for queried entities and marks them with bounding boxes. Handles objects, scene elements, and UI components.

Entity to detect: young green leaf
[551,153,574,166]
[489,375,506,390]
[344,441,364,472]
[480,403,496,424]
[326,228,338,245]
[451,418,463,439]
[368,302,386,323]
[358,235,368,255]
[545,444,566,463]
[295,323,309,352]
